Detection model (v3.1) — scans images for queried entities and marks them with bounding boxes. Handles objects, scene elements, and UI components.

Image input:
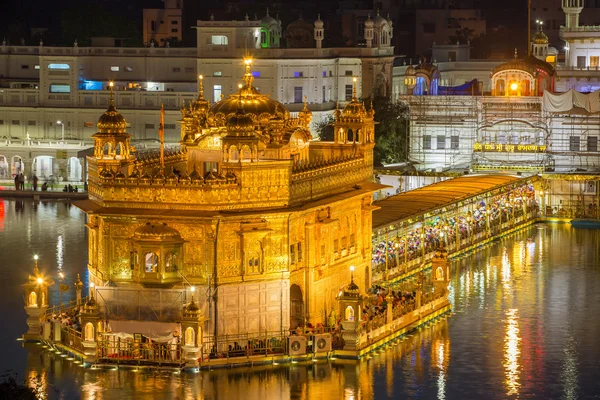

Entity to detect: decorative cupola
[23,255,54,340]
[129,222,187,287]
[336,266,362,350]
[90,82,134,180]
[531,20,549,61]
[222,85,260,162]
[333,77,375,145]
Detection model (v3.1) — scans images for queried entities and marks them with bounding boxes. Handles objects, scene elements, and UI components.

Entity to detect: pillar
[80,295,101,362]
[181,294,204,367]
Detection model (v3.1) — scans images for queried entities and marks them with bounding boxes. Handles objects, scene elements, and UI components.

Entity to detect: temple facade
[76,58,382,337]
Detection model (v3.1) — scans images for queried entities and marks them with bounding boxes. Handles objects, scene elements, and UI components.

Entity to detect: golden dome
[133,222,182,241]
[208,58,290,127]
[227,105,255,135]
[533,30,548,44]
[97,83,127,134]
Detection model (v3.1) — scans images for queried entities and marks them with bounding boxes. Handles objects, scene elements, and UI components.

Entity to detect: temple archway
[290,284,304,329]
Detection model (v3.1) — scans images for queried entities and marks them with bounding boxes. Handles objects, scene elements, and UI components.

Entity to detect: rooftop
[372,174,530,229]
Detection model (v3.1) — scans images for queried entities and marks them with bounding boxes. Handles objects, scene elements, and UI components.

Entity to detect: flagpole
[159,104,165,174]
[527,0,531,56]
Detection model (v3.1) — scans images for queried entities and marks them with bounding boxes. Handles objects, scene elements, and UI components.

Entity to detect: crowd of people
[10,172,88,192]
[372,184,537,271]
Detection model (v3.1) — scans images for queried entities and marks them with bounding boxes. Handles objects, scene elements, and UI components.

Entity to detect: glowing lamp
[36,278,43,284]
[59,272,64,279]
[191,286,196,292]
[510,82,518,91]
[90,282,95,288]
[350,265,355,272]
[238,83,243,89]
[34,255,39,261]
[199,75,203,80]
[109,81,114,88]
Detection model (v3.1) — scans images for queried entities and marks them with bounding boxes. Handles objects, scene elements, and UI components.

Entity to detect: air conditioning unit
[312,333,332,353]
[287,336,307,356]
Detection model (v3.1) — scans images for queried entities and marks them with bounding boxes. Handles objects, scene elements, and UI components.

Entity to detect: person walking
[32,174,38,191]
[19,173,25,191]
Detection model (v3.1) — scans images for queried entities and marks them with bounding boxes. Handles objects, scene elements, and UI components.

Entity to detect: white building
[0,12,394,182]
[389,0,600,174]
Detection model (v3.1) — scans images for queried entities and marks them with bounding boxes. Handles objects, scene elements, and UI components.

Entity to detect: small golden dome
[343,99,367,116]
[208,58,290,127]
[97,84,127,134]
[227,106,255,134]
[133,222,182,241]
[533,30,548,44]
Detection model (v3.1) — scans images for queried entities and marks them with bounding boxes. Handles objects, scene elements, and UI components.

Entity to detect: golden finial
[303,95,308,109]
[198,75,204,99]
[352,77,358,100]
[242,57,254,88]
[109,81,115,107]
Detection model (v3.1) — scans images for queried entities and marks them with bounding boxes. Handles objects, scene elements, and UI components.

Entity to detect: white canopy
[107,320,180,343]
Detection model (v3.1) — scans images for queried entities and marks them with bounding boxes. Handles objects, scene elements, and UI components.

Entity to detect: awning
[107,320,180,343]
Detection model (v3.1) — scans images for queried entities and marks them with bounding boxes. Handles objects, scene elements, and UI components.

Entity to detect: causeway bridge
[371,174,539,284]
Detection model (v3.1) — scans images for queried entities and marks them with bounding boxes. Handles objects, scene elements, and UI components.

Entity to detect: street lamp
[58,272,69,310]
[56,120,65,142]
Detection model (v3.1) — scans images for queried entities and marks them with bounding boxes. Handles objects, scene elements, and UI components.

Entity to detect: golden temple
[76,57,383,336]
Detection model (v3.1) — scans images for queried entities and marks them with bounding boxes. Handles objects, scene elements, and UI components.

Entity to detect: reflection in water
[504,308,521,397]
[561,331,579,400]
[3,202,600,398]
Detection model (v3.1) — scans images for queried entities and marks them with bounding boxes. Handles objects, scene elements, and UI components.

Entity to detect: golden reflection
[504,308,521,397]
[431,323,450,400]
[27,369,47,399]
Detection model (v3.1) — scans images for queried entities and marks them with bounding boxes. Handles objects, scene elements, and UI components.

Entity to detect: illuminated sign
[473,143,546,153]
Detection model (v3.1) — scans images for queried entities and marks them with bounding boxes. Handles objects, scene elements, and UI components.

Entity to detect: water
[1,199,600,399]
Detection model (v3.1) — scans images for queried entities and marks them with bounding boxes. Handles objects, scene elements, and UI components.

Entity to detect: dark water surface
[1,199,600,399]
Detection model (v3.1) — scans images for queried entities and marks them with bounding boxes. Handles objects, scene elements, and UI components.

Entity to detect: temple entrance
[67,157,82,182]
[290,284,304,330]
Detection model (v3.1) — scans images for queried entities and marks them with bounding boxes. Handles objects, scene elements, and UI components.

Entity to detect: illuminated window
[84,122,94,128]
[293,71,303,78]
[110,66,120,72]
[125,67,133,72]
[48,63,70,70]
[213,71,222,77]
[165,252,178,273]
[322,71,326,77]
[213,84,222,102]
[252,71,260,78]
[211,35,228,45]
[345,84,352,101]
[34,65,40,70]
[145,252,158,273]
[49,84,70,93]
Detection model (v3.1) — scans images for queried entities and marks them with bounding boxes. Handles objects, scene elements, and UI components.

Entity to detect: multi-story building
[0,12,394,183]
[142,0,184,46]
[389,1,600,174]
[77,57,382,337]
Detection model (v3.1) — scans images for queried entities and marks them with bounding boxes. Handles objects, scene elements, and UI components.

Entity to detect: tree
[448,27,476,45]
[313,96,410,166]
[369,96,410,166]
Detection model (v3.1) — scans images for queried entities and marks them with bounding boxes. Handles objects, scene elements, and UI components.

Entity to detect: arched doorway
[0,155,8,178]
[11,156,23,177]
[32,156,55,180]
[290,284,304,330]
[67,157,82,182]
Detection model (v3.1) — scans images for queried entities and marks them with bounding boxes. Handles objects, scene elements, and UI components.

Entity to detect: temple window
[350,234,356,247]
[145,252,159,273]
[84,322,95,341]
[165,252,178,273]
[290,245,296,264]
[185,327,195,346]
[333,239,339,253]
[28,291,37,307]
[341,236,347,250]
[297,242,302,262]
[345,84,352,101]
[345,306,355,321]
[211,35,228,45]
